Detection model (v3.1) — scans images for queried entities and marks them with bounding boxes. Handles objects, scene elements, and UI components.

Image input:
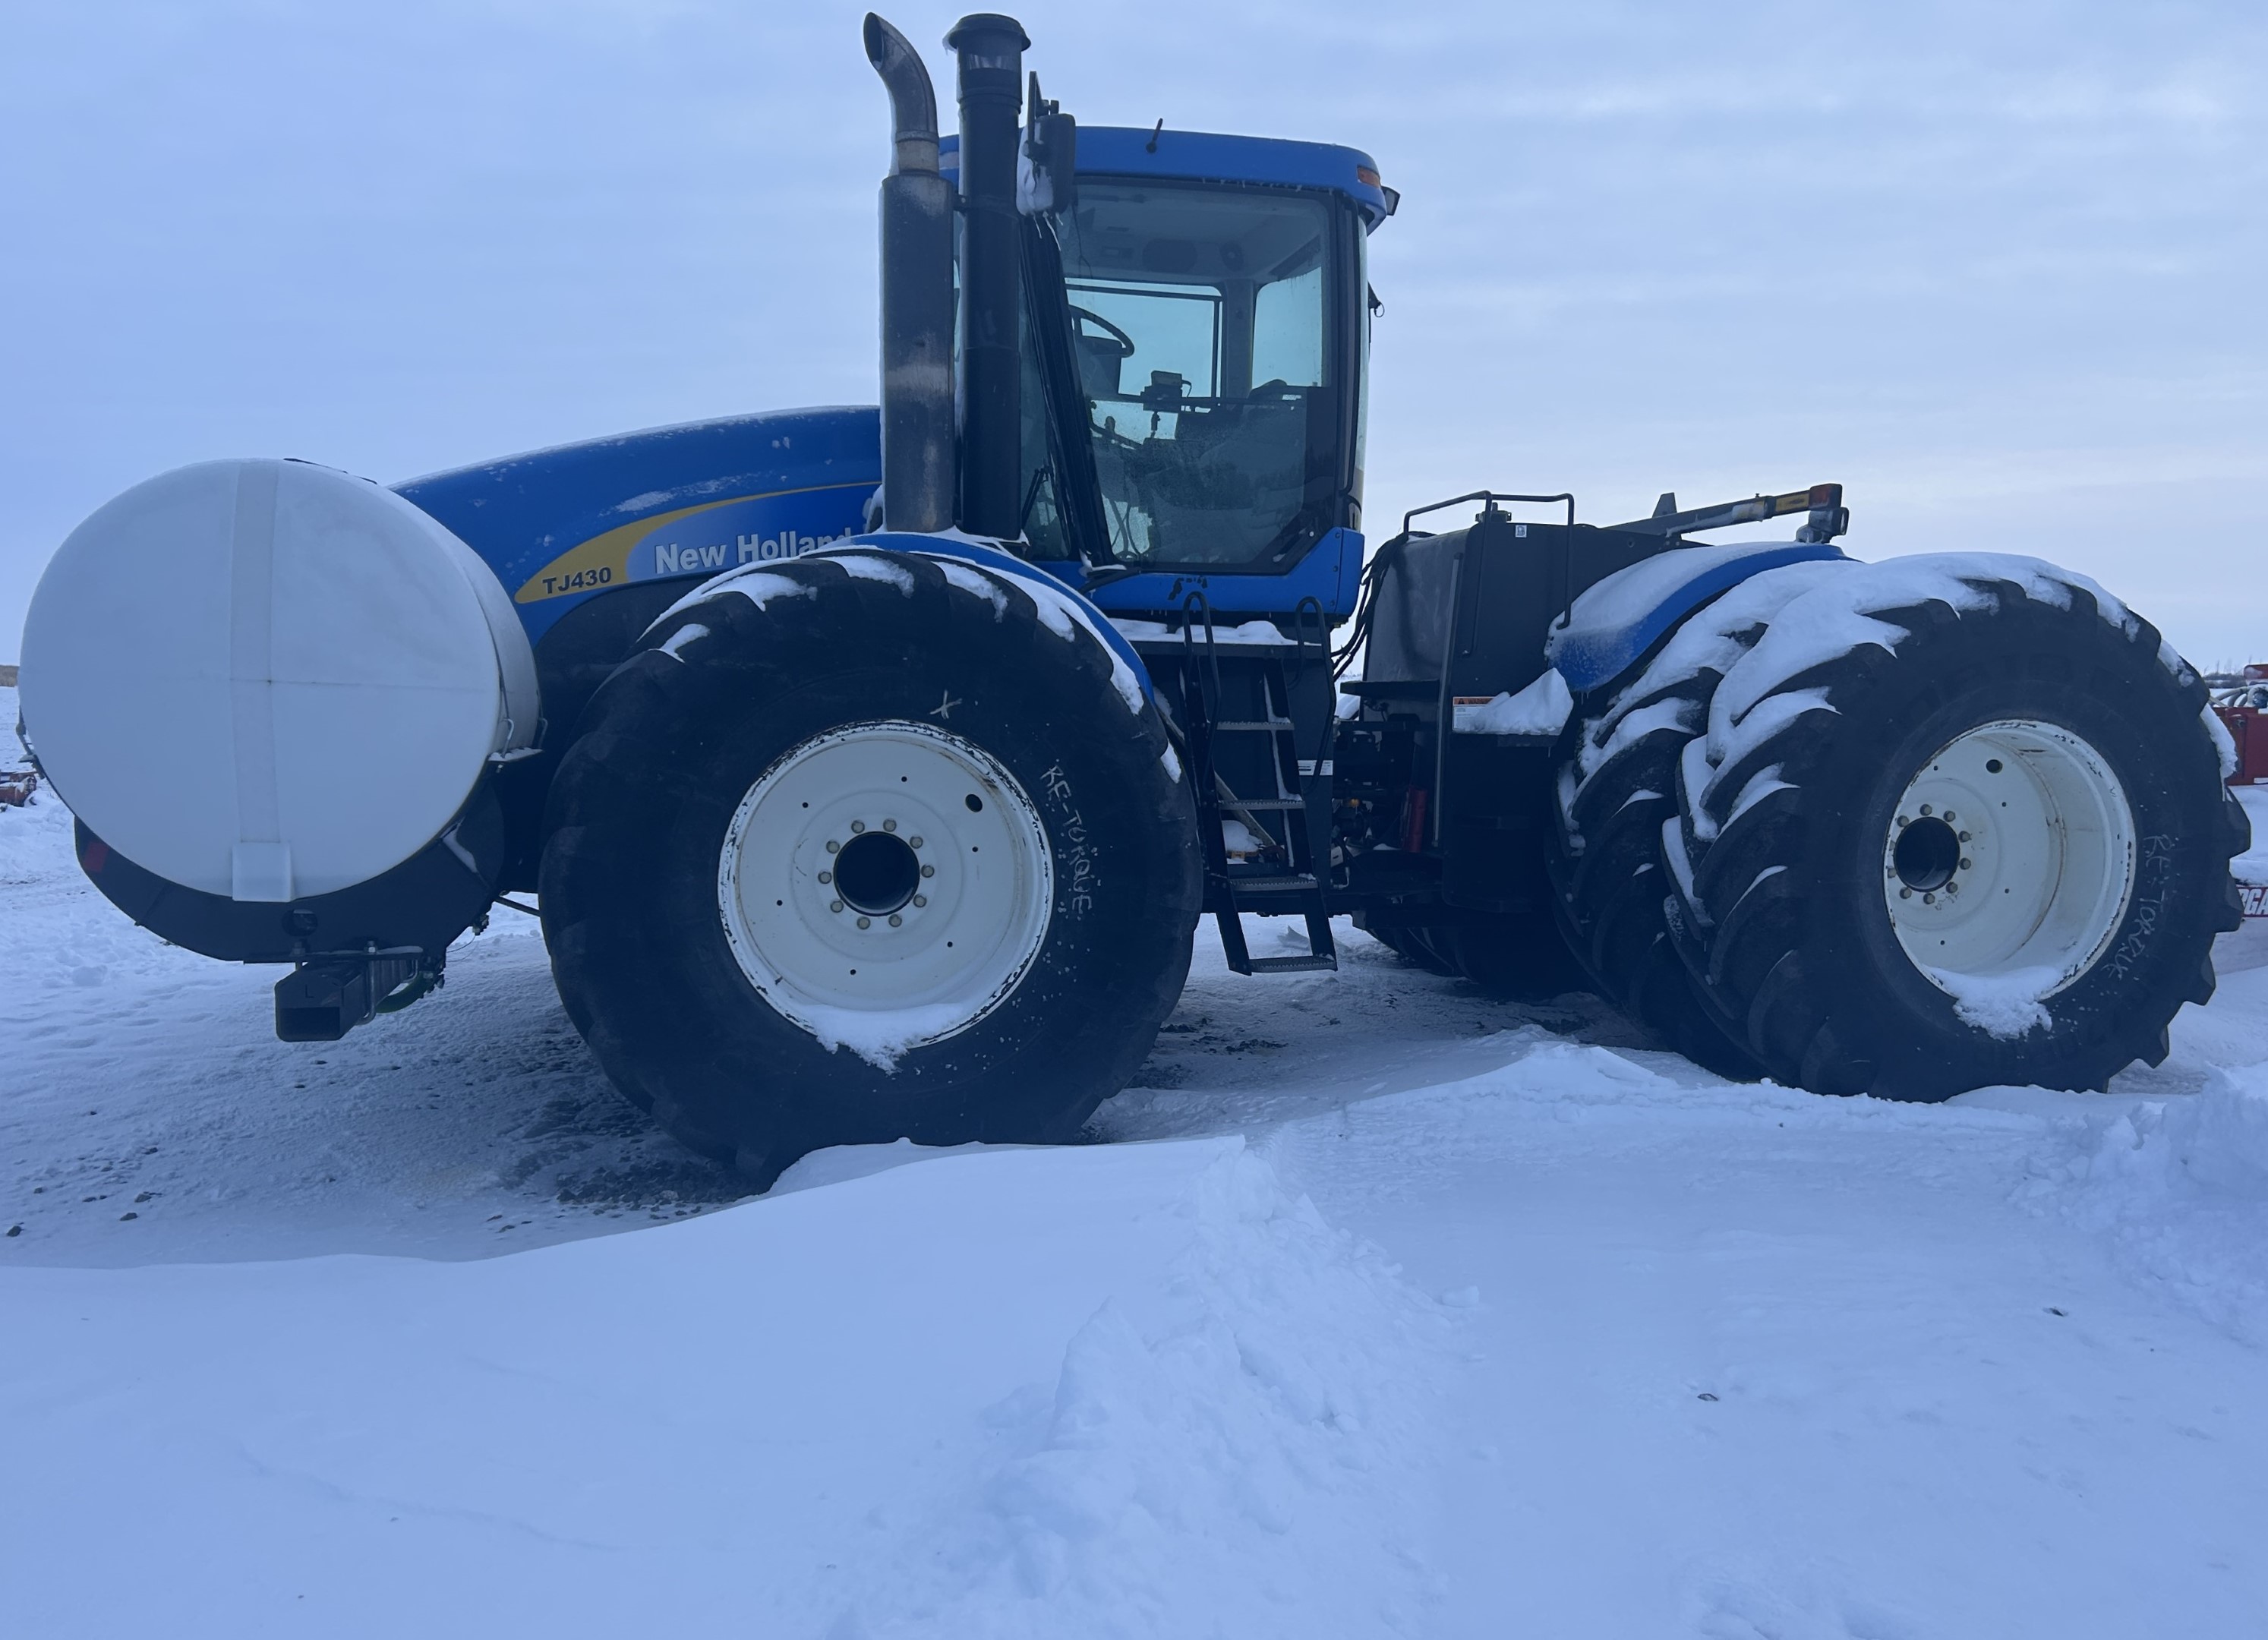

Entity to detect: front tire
[540,550,1201,1181]
[1664,556,2247,1099]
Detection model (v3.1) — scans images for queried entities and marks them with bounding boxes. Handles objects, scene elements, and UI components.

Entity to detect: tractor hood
[396,405,882,645]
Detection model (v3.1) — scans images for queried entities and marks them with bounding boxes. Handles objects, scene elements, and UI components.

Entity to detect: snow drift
[0,1131,1449,1638]
[2035,1061,2268,1345]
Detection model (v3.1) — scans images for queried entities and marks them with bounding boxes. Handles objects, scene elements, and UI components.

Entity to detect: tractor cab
[938,122,1390,613]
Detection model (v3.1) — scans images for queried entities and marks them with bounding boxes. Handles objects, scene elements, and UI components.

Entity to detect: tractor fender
[655,530,1159,711]
[1547,539,1847,694]
[850,533,1155,705]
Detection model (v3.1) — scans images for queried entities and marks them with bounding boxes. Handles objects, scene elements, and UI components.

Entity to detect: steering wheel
[1068,305,1136,360]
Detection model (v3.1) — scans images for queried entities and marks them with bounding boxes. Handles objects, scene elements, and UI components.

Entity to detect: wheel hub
[717,721,1053,1051]
[1891,814,1960,893]
[831,828,922,916]
[1881,718,2135,1001]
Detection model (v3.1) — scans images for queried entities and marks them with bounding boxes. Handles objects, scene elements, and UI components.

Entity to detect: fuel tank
[20,458,536,962]
[16,406,880,964]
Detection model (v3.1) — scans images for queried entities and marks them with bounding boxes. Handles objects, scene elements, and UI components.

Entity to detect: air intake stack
[945,13,1029,541]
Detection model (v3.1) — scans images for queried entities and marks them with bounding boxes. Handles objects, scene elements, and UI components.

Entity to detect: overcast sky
[5,0,2262,665]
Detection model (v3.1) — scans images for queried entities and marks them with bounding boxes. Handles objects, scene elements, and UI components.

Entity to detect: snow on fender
[20,459,537,901]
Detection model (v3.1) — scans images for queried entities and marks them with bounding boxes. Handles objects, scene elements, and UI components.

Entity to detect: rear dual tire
[1542,567,1834,1078]
[1546,676,1761,1078]
[1661,563,2245,1098]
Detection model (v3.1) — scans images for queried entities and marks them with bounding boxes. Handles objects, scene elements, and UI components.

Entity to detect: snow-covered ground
[5,686,2266,1636]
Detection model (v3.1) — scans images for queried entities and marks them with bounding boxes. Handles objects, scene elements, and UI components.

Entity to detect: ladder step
[1228,797,1308,811]
[1225,874,1320,894]
[1212,720,1295,733]
[1247,954,1339,974]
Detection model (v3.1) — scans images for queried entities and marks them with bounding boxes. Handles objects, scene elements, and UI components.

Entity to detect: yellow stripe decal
[513,482,874,604]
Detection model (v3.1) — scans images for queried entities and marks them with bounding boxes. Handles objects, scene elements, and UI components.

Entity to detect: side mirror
[1019,72,1076,215]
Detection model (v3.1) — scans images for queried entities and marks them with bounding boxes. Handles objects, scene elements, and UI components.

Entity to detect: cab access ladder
[1170,602,1339,976]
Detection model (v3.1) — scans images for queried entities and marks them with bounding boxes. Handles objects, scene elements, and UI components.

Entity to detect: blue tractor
[18,14,2247,1181]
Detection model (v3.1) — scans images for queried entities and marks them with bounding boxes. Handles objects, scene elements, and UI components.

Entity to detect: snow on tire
[539,550,1201,1183]
[1661,553,2248,1099]
[1545,562,1849,1077]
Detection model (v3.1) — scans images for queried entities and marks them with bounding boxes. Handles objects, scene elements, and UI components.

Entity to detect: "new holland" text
[653,530,853,576]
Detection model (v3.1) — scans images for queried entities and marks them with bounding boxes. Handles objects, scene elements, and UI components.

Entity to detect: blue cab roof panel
[941,125,1391,228]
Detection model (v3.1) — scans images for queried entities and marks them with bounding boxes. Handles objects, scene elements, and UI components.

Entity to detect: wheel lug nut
[829,900,844,913]
[910,837,923,849]
[1897,815,1909,828]
[1923,891,1936,904]
[888,913,902,927]
[913,894,927,907]
[883,818,897,832]
[920,864,935,878]
[1958,831,1971,842]
[1901,888,1913,899]
[851,820,866,834]
[1919,804,1933,815]
[826,840,841,854]
[818,870,832,884]
[1959,857,1972,870]
[856,916,871,929]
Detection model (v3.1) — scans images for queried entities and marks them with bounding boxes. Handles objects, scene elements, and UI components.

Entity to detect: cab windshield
[1033,179,1348,569]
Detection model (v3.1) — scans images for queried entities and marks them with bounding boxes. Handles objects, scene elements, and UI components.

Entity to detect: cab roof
[939,125,1393,229]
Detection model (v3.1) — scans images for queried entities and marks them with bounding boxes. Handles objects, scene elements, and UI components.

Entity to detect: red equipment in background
[2211,664,2267,926]
[2211,664,2268,787]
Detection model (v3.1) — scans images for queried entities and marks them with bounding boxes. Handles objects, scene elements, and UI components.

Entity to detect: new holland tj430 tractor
[17,15,2249,1181]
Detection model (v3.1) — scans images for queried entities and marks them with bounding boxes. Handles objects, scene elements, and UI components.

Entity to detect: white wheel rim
[718,721,1053,1052]
[1882,718,2136,1001]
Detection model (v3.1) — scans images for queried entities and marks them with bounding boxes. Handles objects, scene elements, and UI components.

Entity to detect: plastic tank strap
[226,460,292,901]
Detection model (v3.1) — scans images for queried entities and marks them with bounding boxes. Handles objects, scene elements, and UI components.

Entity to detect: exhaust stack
[945,13,1028,541]
[863,14,956,534]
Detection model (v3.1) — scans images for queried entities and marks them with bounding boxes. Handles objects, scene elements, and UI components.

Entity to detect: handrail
[1401,490,1576,537]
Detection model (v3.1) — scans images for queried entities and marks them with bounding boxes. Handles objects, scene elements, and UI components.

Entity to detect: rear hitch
[1613,483,1849,544]
[274,947,440,1042]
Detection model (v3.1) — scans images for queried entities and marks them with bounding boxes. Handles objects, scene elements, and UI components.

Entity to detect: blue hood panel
[396,406,880,645]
